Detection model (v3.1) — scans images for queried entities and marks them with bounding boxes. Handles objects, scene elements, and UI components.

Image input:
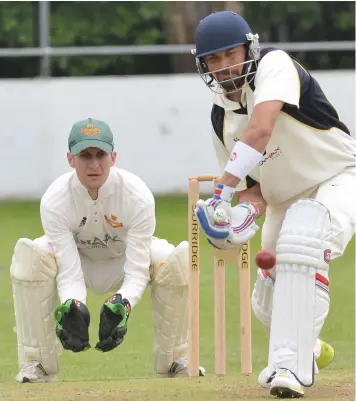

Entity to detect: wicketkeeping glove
[95,294,131,352]
[55,299,91,352]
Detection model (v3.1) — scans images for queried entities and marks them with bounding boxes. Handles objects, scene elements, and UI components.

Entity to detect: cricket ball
[213,208,229,223]
[255,249,276,270]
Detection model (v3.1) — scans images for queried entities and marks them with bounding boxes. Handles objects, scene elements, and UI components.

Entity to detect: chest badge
[105,214,123,228]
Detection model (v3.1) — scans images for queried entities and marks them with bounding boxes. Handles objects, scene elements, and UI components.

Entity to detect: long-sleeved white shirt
[40,167,156,308]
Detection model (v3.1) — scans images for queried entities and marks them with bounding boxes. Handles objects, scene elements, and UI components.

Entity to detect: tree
[0,1,168,77]
[164,2,243,73]
[0,2,38,77]
[0,1,353,78]
[243,1,355,69]
[50,1,167,76]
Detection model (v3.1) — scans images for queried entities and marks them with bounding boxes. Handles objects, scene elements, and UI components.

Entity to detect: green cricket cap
[68,118,115,155]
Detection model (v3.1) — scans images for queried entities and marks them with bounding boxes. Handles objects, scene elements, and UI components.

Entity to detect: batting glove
[207,237,241,250]
[195,183,236,239]
[227,203,260,244]
[206,203,259,249]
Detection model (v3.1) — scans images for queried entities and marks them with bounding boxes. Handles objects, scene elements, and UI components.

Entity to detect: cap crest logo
[81,123,101,136]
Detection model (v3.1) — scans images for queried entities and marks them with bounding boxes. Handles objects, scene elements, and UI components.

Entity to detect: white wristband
[225,141,263,180]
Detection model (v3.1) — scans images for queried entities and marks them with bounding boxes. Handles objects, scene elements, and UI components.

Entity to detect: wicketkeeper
[11,118,204,383]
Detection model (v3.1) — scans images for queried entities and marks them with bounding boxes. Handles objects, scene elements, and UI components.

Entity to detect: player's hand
[199,203,260,249]
[195,183,236,240]
[227,203,260,244]
[55,299,91,353]
[207,237,241,250]
[95,294,131,352]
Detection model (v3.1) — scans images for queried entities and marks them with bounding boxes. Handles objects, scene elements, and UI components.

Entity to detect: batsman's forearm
[240,126,272,155]
[219,171,241,188]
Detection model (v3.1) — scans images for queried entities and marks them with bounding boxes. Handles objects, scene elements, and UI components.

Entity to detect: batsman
[192,11,356,399]
[10,118,204,383]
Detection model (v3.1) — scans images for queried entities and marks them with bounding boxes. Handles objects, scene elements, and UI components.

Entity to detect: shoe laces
[169,356,188,374]
[173,356,188,367]
[266,371,276,384]
[21,360,41,376]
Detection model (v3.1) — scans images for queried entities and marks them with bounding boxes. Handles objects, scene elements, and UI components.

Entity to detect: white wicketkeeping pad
[11,238,60,375]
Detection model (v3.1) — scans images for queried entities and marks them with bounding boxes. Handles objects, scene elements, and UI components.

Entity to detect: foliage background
[0,1,354,78]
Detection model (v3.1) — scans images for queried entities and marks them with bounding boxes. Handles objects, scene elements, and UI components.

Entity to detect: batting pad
[269,199,331,386]
[150,240,189,375]
[251,268,275,335]
[10,238,59,375]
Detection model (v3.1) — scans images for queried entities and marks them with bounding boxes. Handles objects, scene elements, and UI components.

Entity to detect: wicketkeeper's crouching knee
[10,237,61,376]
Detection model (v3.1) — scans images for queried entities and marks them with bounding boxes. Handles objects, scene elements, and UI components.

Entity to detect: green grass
[0,197,354,400]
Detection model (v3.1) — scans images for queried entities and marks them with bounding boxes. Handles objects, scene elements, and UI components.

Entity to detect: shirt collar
[213,87,247,111]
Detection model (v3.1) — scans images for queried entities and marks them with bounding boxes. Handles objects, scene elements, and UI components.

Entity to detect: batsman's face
[67,147,117,190]
[204,45,246,92]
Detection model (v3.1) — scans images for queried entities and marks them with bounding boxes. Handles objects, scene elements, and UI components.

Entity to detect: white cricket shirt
[40,167,156,307]
[211,49,355,205]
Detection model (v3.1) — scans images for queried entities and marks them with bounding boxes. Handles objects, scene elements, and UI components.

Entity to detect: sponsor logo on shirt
[229,152,237,161]
[74,233,123,248]
[105,214,123,228]
[259,146,282,166]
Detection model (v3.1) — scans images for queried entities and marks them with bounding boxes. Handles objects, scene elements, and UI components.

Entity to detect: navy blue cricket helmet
[192,11,260,94]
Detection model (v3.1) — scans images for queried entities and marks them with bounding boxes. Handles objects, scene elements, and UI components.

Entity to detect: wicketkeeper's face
[67,147,116,190]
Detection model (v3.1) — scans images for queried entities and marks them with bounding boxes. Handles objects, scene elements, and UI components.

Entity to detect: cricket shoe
[157,356,205,378]
[15,360,57,383]
[258,339,334,389]
[269,368,304,398]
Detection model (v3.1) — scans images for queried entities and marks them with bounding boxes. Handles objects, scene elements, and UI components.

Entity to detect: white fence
[0,70,354,199]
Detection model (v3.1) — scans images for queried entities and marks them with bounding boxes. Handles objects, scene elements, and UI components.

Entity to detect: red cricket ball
[255,249,276,270]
